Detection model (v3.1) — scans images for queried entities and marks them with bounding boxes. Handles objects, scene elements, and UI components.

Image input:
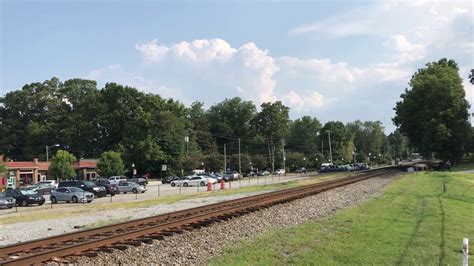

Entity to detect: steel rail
[1,169,383,256]
[0,167,402,265]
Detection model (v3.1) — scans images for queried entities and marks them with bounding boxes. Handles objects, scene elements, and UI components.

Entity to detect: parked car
[294,167,307,174]
[179,176,216,187]
[257,171,271,176]
[170,177,190,187]
[319,165,346,173]
[274,169,286,175]
[26,183,55,195]
[50,187,94,203]
[224,171,241,181]
[94,179,118,196]
[0,192,15,209]
[58,180,107,197]
[197,173,220,183]
[243,171,257,177]
[209,173,224,182]
[129,177,148,186]
[116,181,147,193]
[34,180,59,188]
[108,176,128,185]
[162,176,181,184]
[354,163,369,170]
[4,189,45,207]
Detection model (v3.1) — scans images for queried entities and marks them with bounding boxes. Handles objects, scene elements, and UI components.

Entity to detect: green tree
[188,102,217,154]
[49,150,77,181]
[347,120,388,162]
[207,97,256,153]
[287,116,321,155]
[58,79,102,159]
[203,153,223,172]
[0,78,64,160]
[254,101,290,171]
[387,129,410,160]
[97,151,125,178]
[320,121,346,163]
[393,59,471,161]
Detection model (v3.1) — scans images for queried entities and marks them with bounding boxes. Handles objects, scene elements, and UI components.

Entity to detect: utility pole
[282,139,286,171]
[272,144,276,172]
[327,130,333,164]
[184,135,189,158]
[238,138,241,174]
[224,144,227,172]
[321,141,324,157]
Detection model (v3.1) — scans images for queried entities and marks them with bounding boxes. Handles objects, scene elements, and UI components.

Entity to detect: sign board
[161,165,167,171]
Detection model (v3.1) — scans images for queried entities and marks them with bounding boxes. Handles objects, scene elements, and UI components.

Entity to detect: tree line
[2,58,470,177]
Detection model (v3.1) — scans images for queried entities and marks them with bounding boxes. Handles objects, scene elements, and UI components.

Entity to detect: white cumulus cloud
[384,34,426,62]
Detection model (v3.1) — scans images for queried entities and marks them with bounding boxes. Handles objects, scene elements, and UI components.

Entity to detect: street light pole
[368,152,371,169]
[46,144,60,162]
[326,131,333,164]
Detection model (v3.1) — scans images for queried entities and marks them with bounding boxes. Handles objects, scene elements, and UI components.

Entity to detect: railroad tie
[96,247,115,253]
[119,240,142,247]
[112,245,129,250]
[148,234,165,240]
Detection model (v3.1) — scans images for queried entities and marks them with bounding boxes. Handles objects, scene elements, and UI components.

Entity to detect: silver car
[116,181,147,193]
[0,193,15,209]
[50,187,94,203]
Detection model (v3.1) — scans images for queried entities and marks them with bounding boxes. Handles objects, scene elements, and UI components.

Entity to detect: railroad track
[0,167,404,265]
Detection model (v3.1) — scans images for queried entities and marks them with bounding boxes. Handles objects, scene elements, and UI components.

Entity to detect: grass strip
[210,172,474,265]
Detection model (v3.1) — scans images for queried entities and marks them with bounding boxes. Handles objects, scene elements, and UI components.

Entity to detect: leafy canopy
[97,151,125,177]
[393,58,470,161]
[49,150,77,180]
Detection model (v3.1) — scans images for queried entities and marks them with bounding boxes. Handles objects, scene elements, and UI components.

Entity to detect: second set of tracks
[0,167,404,265]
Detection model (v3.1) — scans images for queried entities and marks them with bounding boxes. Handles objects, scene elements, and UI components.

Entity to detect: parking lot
[0,172,314,215]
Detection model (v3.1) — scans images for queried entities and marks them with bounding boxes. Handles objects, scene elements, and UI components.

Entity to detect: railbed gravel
[71,173,402,265]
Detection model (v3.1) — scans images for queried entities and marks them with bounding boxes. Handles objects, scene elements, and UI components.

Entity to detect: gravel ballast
[73,173,402,265]
[0,192,270,247]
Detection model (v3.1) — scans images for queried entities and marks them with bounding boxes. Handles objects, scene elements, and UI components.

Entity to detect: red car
[95,179,119,196]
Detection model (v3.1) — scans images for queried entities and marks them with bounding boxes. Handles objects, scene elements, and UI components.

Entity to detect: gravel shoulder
[73,173,403,265]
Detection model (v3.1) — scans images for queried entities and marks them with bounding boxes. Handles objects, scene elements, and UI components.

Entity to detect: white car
[116,181,147,193]
[171,176,216,187]
[170,177,190,187]
[275,169,286,175]
[35,180,59,188]
[108,176,128,185]
[50,187,94,203]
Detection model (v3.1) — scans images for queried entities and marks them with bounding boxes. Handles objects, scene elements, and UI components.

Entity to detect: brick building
[0,155,98,189]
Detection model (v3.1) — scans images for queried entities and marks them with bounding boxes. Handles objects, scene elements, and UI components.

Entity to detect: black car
[129,177,148,186]
[58,180,107,197]
[162,176,180,184]
[0,192,16,208]
[243,171,257,177]
[94,179,118,196]
[295,167,307,174]
[4,189,45,207]
[319,165,346,173]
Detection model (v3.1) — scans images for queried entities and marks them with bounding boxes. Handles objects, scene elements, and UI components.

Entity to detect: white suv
[108,176,128,185]
[36,180,59,188]
[275,169,286,175]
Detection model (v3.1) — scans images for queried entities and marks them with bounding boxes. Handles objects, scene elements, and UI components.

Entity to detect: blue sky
[1,0,473,132]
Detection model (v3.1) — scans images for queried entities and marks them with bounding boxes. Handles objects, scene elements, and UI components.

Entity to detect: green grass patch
[210,172,474,265]
[0,173,343,225]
